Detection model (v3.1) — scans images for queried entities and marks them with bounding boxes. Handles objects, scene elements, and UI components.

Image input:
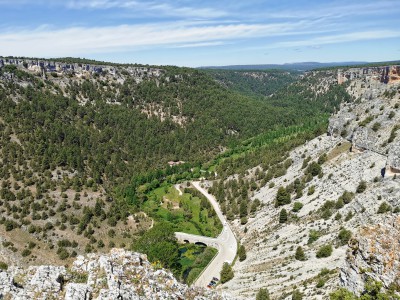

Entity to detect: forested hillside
[205,69,298,98]
[0,59,348,276]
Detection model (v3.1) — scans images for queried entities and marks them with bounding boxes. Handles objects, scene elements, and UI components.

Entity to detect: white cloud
[171,41,227,48]
[0,21,311,57]
[66,0,227,19]
[259,0,400,20]
[275,30,400,48]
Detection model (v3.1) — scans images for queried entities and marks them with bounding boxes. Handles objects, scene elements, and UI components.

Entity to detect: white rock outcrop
[0,249,234,300]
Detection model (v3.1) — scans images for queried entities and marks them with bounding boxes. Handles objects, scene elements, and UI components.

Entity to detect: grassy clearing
[327,141,352,161]
[144,185,222,237]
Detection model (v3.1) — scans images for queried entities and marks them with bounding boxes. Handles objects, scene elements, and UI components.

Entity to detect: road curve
[175,181,237,288]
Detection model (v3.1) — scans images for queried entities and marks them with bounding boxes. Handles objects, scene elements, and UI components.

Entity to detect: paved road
[175,181,237,288]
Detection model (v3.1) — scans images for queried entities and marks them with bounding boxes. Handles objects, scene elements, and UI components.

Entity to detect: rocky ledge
[0,248,232,300]
[340,215,400,295]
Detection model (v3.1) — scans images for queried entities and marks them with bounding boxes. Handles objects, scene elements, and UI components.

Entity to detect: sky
[0,0,399,67]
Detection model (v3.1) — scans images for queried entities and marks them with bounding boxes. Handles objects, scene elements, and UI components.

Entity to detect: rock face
[0,249,233,300]
[337,65,400,85]
[387,144,400,174]
[352,127,377,152]
[340,216,400,295]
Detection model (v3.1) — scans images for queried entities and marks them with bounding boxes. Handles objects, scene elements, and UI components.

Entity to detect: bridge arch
[195,241,207,247]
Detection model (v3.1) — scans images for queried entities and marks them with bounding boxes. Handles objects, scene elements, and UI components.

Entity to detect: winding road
[174,181,237,288]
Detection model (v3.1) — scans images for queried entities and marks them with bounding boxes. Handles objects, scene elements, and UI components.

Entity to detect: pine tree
[276,186,291,206]
[220,262,234,283]
[240,200,248,217]
[279,208,288,223]
[238,244,247,261]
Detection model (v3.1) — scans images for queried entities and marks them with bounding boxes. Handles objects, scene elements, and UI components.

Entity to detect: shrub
[256,288,270,300]
[372,122,381,132]
[316,244,333,258]
[305,162,322,177]
[316,278,326,288]
[340,191,354,204]
[0,261,8,270]
[292,202,303,212]
[338,228,352,246]
[295,246,306,261]
[308,230,321,244]
[70,271,88,283]
[307,185,315,195]
[57,247,70,260]
[318,153,328,165]
[330,288,357,300]
[21,249,31,257]
[292,289,303,300]
[377,202,392,214]
[345,211,353,221]
[220,262,234,283]
[356,181,367,193]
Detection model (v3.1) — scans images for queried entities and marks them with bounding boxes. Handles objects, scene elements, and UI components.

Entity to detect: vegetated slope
[204,69,299,98]
[0,59,332,269]
[217,65,400,299]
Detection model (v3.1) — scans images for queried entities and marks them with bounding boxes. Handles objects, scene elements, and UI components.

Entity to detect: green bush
[220,262,234,283]
[305,162,322,177]
[295,246,306,261]
[356,181,367,193]
[292,202,303,212]
[21,249,31,257]
[339,191,354,204]
[372,122,381,132]
[0,261,8,270]
[316,278,326,288]
[256,288,270,300]
[308,230,321,244]
[292,289,303,300]
[338,228,352,246]
[329,288,357,300]
[57,247,70,260]
[307,185,315,195]
[377,202,392,214]
[316,244,333,258]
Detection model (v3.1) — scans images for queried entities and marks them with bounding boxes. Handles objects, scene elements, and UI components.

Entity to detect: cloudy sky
[1,0,399,66]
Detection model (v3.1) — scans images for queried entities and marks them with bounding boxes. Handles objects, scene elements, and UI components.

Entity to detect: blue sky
[1,0,399,67]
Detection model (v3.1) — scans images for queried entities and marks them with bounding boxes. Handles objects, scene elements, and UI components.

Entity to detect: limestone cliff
[340,215,400,295]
